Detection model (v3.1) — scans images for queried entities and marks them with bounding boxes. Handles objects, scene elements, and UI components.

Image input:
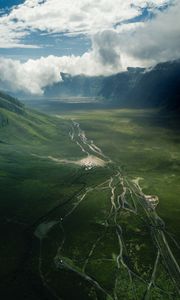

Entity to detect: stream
[35,120,180,300]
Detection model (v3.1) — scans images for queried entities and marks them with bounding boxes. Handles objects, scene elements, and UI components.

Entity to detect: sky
[0,0,179,95]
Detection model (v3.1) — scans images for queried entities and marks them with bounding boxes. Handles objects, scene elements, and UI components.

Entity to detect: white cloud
[119,1,180,64]
[91,0,180,68]
[0,0,171,48]
[0,56,66,94]
[0,48,123,95]
[0,0,179,95]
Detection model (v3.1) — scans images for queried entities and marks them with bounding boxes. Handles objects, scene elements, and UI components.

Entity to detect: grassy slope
[0,101,89,223]
[0,102,87,299]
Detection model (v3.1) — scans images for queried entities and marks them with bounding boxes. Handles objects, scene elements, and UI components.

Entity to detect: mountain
[45,72,104,99]
[1,60,179,112]
[101,60,180,109]
[99,67,145,106]
[44,60,180,110]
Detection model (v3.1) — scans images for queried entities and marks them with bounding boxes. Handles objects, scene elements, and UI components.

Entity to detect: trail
[35,120,180,300]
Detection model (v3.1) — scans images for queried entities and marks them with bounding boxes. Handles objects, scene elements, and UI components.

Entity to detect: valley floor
[0,108,180,300]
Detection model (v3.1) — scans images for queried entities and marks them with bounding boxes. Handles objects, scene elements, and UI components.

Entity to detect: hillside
[0,91,24,115]
[0,91,25,128]
[0,93,88,299]
[0,91,80,157]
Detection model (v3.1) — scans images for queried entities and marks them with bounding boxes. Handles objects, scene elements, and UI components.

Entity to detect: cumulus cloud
[0,56,74,94]
[0,52,122,95]
[0,0,171,47]
[92,0,180,68]
[0,0,179,95]
[119,0,180,64]
[0,56,62,94]
[92,30,122,69]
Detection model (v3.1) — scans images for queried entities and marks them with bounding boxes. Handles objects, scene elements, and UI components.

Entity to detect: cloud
[92,30,122,69]
[92,0,180,68]
[119,0,180,64]
[0,48,123,95]
[0,0,179,95]
[0,56,67,94]
[0,0,171,48]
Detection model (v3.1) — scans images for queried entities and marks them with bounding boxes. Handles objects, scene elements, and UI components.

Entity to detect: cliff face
[44,60,180,110]
[45,73,104,98]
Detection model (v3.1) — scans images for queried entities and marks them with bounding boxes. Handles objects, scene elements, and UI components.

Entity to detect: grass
[0,106,179,299]
[61,109,180,238]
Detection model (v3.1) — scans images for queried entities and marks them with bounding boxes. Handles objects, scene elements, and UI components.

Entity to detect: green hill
[0,93,88,299]
[0,91,80,156]
[0,91,83,224]
[0,91,24,116]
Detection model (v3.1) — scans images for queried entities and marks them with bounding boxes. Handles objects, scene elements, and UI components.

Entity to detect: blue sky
[0,0,24,10]
[0,33,91,61]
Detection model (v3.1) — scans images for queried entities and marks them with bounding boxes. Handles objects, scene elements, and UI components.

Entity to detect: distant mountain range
[1,59,180,112]
[44,60,180,110]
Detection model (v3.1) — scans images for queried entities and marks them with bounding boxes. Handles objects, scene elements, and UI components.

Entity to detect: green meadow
[0,105,180,299]
[61,109,180,236]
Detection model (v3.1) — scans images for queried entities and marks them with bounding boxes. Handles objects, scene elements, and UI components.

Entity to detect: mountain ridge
[44,59,180,111]
[1,59,180,112]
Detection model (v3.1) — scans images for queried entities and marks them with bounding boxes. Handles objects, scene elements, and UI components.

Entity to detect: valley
[0,94,180,299]
[1,1,180,299]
